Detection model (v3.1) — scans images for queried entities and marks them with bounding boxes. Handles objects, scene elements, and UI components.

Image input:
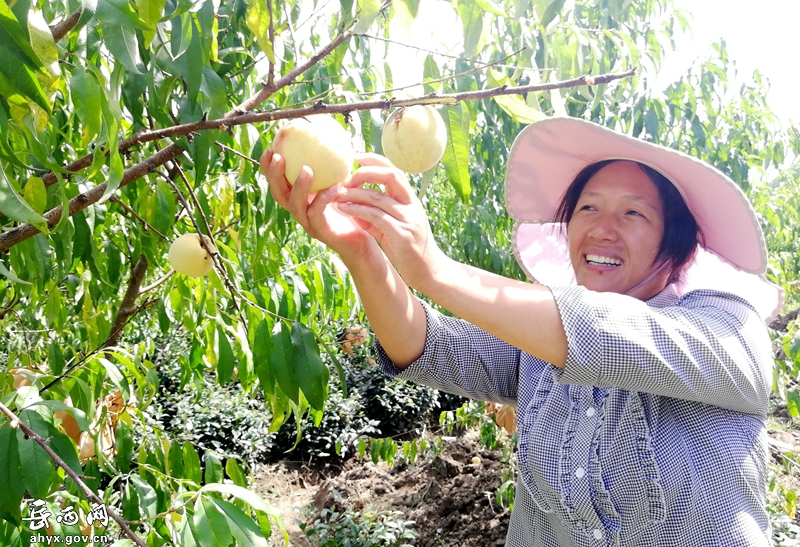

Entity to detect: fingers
[337,187,407,221]
[354,152,395,169]
[261,149,292,208]
[348,166,416,205]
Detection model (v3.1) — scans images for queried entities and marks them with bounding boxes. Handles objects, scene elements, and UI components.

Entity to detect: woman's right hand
[259,149,379,263]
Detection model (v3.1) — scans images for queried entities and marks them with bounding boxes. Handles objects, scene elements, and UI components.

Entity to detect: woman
[261,117,782,546]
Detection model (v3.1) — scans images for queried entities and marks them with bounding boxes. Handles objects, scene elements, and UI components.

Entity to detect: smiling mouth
[585,254,623,266]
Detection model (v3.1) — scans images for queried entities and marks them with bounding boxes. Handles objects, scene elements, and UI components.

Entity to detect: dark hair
[553,160,704,284]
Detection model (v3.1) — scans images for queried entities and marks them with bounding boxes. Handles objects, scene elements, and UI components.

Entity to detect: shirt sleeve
[374,299,520,405]
[549,285,774,415]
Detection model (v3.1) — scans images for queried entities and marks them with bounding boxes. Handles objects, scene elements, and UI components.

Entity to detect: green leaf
[98,358,131,399]
[48,431,82,476]
[193,496,233,547]
[271,321,298,404]
[0,163,47,224]
[204,450,223,484]
[183,442,202,483]
[253,319,274,396]
[540,0,566,28]
[474,0,506,17]
[216,327,235,384]
[457,1,488,59]
[0,422,26,520]
[290,322,328,411]
[102,23,144,74]
[122,481,140,520]
[115,420,133,473]
[167,440,184,479]
[353,0,381,34]
[28,400,89,432]
[399,0,420,18]
[77,0,99,31]
[134,0,166,37]
[82,459,101,493]
[225,458,247,488]
[788,389,800,418]
[0,260,31,285]
[198,483,282,520]
[48,344,65,376]
[0,0,42,68]
[96,0,153,30]
[440,105,471,202]
[180,19,204,112]
[70,68,102,144]
[210,498,269,547]
[17,429,54,499]
[422,54,441,94]
[129,475,158,519]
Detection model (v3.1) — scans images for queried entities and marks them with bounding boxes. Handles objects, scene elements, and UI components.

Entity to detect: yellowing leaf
[245,0,275,63]
[22,176,47,214]
[494,94,548,123]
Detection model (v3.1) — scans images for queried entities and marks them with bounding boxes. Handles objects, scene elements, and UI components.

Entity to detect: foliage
[150,358,277,465]
[0,0,797,543]
[301,498,418,547]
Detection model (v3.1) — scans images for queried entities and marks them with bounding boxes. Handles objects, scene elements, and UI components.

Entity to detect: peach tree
[0,0,797,545]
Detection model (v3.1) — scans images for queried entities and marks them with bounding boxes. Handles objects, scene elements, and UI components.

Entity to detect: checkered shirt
[375,285,775,546]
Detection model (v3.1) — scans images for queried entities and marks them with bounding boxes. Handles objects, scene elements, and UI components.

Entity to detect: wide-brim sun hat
[504,117,784,323]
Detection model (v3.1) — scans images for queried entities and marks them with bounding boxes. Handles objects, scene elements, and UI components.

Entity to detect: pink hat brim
[504,118,768,275]
[512,221,783,324]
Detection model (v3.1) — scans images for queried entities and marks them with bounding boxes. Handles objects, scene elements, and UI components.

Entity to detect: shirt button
[593,529,603,540]
[586,407,596,417]
[575,467,586,479]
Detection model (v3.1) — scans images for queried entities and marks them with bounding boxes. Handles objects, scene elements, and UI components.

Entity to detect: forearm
[418,255,568,368]
[342,249,427,369]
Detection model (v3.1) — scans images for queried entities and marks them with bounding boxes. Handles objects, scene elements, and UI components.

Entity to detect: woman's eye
[626,210,643,217]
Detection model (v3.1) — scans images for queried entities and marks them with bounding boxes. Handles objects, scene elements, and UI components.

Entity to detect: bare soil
[254,430,513,547]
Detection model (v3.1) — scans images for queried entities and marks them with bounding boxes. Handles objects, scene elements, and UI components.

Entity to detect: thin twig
[214,142,259,166]
[358,33,554,74]
[139,271,175,296]
[0,401,148,547]
[1,67,633,254]
[109,197,170,241]
[38,30,355,189]
[42,68,634,163]
[361,48,525,97]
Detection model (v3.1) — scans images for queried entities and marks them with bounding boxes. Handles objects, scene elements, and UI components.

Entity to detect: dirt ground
[252,413,800,547]
[254,430,512,547]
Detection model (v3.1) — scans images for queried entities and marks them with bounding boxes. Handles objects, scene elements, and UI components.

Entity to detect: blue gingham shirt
[376,285,775,546]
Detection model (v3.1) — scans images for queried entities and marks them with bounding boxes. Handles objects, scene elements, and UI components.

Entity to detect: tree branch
[3,65,634,253]
[69,68,637,149]
[103,254,149,349]
[39,30,354,188]
[0,401,148,547]
[0,145,184,253]
[51,9,81,42]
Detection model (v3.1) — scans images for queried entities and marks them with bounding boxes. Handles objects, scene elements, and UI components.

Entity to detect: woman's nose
[587,213,620,240]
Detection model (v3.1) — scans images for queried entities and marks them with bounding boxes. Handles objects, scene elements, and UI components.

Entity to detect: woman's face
[567,161,669,299]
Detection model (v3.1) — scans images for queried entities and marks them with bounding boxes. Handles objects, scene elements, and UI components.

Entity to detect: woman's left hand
[336,153,448,292]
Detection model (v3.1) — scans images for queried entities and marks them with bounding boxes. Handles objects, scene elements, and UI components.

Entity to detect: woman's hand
[259,149,378,264]
[335,154,448,292]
